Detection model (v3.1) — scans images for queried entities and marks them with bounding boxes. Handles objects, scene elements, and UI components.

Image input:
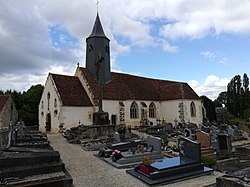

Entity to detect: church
[39,13,205,133]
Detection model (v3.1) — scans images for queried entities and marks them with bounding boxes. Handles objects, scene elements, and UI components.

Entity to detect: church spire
[85,11,111,83]
[87,13,108,39]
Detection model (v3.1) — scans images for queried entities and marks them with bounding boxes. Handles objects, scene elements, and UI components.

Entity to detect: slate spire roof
[87,13,108,39]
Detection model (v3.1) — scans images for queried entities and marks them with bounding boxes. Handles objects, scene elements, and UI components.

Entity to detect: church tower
[86,13,111,83]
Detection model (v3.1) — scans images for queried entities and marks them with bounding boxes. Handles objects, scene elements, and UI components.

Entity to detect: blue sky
[0,0,250,100]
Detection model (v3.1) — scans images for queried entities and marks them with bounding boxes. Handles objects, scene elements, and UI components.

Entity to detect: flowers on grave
[111,150,122,162]
[142,155,155,167]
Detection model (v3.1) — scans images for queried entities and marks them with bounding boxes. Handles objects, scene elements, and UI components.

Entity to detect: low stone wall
[0,127,10,151]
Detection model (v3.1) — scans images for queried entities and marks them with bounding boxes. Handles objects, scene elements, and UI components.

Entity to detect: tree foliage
[200,95,216,122]
[226,73,250,120]
[1,84,44,126]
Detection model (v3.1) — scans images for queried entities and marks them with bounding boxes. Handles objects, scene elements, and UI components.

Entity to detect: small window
[41,101,44,109]
[54,98,57,108]
[190,102,196,117]
[47,92,50,110]
[54,110,58,117]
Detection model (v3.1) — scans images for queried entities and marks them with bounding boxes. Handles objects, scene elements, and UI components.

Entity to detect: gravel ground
[48,134,222,187]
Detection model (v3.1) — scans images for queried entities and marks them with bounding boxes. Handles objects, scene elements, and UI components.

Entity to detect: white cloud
[200,51,216,59]
[188,75,230,100]
[219,57,229,64]
[161,40,178,53]
[1,0,250,92]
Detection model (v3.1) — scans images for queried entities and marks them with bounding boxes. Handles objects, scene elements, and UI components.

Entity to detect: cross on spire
[96,0,99,12]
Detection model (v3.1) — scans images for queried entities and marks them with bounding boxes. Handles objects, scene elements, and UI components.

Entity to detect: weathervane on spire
[96,0,99,12]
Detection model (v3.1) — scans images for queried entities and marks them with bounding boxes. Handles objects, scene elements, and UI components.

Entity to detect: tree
[215,91,227,107]
[226,73,250,120]
[19,84,44,126]
[200,96,216,122]
[227,75,242,117]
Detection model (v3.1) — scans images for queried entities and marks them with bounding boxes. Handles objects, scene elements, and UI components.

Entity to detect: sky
[1,0,250,100]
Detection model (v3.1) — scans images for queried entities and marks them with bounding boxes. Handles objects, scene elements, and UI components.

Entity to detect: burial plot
[97,137,164,168]
[0,129,73,186]
[127,136,213,185]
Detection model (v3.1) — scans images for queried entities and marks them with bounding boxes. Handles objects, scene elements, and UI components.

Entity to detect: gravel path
[48,134,222,187]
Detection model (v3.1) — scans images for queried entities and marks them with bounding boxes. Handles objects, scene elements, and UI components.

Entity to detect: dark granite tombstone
[178,137,201,164]
[164,123,173,133]
[217,134,232,159]
[127,137,213,185]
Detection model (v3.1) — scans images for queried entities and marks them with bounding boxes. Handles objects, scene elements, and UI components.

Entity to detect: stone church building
[39,13,205,133]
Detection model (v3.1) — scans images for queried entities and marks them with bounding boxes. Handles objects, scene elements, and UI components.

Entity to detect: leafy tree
[227,75,242,117]
[3,85,44,126]
[215,91,227,107]
[226,73,250,121]
[200,96,216,122]
[19,84,44,126]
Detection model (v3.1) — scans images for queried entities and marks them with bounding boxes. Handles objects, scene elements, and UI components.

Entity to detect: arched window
[130,101,139,119]
[190,101,196,117]
[149,102,156,118]
[47,92,50,110]
[54,98,57,108]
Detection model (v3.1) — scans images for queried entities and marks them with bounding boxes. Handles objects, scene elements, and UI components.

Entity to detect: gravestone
[147,136,161,152]
[113,132,120,143]
[233,125,241,136]
[196,131,211,148]
[196,131,214,157]
[127,136,213,186]
[201,125,210,133]
[227,126,234,137]
[217,134,232,159]
[184,128,192,138]
[219,124,228,133]
[178,136,201,164]
[164,123,173,133]
[210,125,218,150]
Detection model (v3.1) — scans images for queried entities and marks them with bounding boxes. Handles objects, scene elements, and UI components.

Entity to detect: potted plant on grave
[139,155,155,175]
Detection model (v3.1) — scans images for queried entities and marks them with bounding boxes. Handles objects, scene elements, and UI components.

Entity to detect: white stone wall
[101,99,204,128]
[39,74,95,133]
[39,75,61,133]
[160,99,204,126]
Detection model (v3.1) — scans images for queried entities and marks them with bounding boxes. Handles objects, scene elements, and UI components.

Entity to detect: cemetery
[3,106,250,186]
[54,103,250,186]
[0,123,73,186]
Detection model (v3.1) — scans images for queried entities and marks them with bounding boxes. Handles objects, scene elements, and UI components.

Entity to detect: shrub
[201,155,216,167]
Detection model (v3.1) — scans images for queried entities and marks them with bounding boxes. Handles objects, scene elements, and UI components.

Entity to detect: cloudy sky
[1,0,250,100]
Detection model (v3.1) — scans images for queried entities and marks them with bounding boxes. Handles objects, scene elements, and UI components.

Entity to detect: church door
[46,113,51,132]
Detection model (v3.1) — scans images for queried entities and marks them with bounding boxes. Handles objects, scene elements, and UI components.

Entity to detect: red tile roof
[50,74,93,107]
[79,67,200,101]
[0,95,9,111]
